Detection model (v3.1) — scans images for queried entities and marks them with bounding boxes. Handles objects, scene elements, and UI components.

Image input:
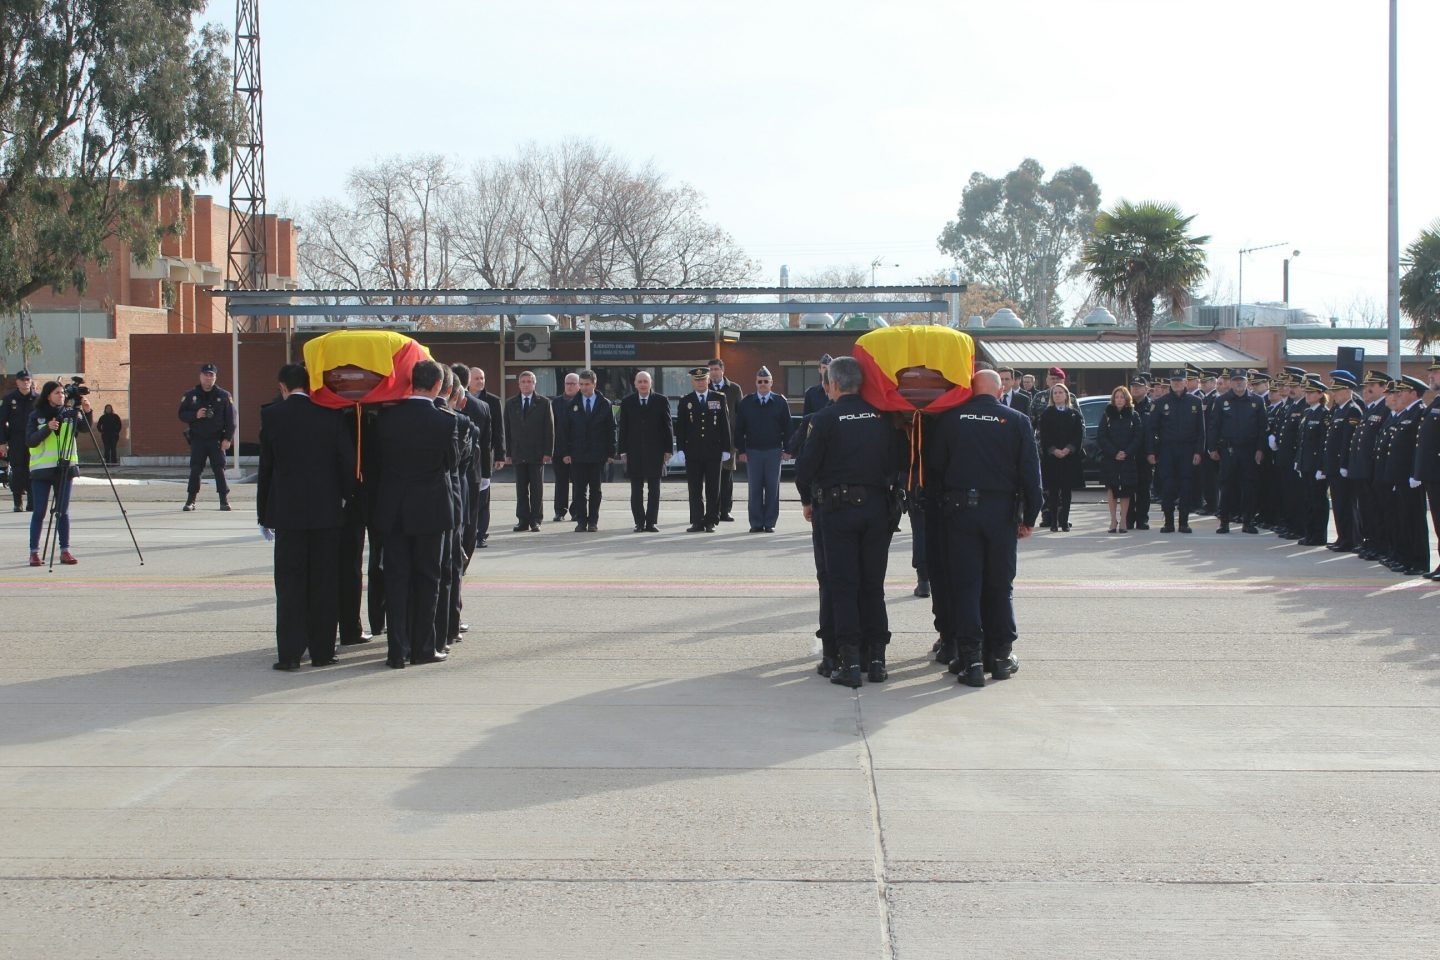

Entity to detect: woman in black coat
[1038,383,1084,531]
[97,404,123,464]
[1096,386,1143,533]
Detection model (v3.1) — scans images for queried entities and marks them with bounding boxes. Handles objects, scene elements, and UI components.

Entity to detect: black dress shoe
[575,523,588,532]
[1160,523,1175,533]
[458,622,470,633]
[385,658,406,669]
[1242,525,1259,534]
[513,523,529,532]
[958,663,986,687]
[1061,522,1072,532]
[587,522,598,532]
[1178,525,1193,534]
[1216,523,1230,534]
[272,661,301,672]
[991,656,1019,680]
[830,664,862,688]
[644,523,660,532]
[748,526,763,533]
[1424,568,1440,580]
[816,656,836,677]
[914,579,931,598]
[686,524,706,533]
[763,527,774,533]
[529,523,541,532]
[554,513,566,523]
[1401,566,1427,576]
[634,525,645,533]
[1134,521,1150,530]
[934,642,954,664]
[719,514,734,522]
[867,660,888,683]
[704,524,715,532]
[311,656,339,666]
[340,633,373,645]
[410,651,448,664]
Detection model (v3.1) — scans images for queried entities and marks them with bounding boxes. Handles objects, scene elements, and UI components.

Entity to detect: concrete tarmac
[1,481,1438,958]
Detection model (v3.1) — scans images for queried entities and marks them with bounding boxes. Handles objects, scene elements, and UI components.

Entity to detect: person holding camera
[26,379,93,566]
[178,362,236,511]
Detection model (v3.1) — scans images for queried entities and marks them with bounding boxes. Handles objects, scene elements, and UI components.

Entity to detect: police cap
[1364,369,1392,385]
[1167,369,1187,381]
[1387,375,1426,394]
[1224,367,1248,380]
[14,368,30,379]
[1328,370,1359,390]
[689,367,710,380]
[1130,373,1150,386]
[755,365,772,379]
[819,353,833,365]
[199,362,218,374]
[1302,376,1328,393]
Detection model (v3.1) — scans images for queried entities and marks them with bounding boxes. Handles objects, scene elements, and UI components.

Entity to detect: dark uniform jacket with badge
[1411,393,1440,484]
[0,386,37,456]
[178,384,236,443]
[1150,390,1206,456]
[793,393,903,507]
[1208,390,1268,456]
[617,392,674,480]
[1325,398,1365,478]
[557,393,616,464]
[257,393,356,530]
[735,391,792,453]
[1349,398,1388,481]
[675,388,731,462]
[1276,397,1305,474]
[1296,402,1331,477]
[1381,401,1424,486]
[924,394,1043,527]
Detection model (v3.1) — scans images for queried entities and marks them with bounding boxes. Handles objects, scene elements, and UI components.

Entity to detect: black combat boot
[913,579,930,598]
[219,496,232,512]
[816,657,836,677]
[1178,513,1193,534]
[867,660,888,683]
[934,638,955,664]
[1216,520,1230,534]
[1160,511,1175,533]
[830,647,862,688]
[958,663,986,687]
[991,656,1020,680]
[182,498,196,512]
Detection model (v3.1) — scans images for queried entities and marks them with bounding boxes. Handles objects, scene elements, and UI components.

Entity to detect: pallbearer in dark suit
[468,367,505,546]
[503,370,553,531]
[617,371,673,532]
[450,365,492,559]
[675,367,731,532]
[374,360,456,667]
[257,364,356,671]
[556,368,615,531]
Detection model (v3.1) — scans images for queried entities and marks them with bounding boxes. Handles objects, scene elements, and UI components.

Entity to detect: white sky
[201,0,1440,322]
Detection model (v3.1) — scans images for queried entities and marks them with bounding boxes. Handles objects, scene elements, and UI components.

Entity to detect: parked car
[666,415,801,477]
[1077,395,1109,485]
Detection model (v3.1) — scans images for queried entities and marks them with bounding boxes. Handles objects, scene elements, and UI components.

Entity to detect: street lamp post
[1237,241,1289,326]
[870,257,898,286]
[1282,250,1301,305]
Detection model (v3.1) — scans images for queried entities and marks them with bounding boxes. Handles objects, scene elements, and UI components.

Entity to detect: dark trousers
[1282,470,1305,533]
[569,462,603,525]
[383,530,443,663]
[908,500,928,581]
[1395,485,1429,569]
[552,460,573,519]
[1370,479,1395,558]
[686,454,723,526]
[942,499,1018,667]
[1128,457,1152,527]
[1353,476,1377,550]
[1329,475,1356,546]
[818,496,892,665]
[1301,474,1330,542]
[442,527,464,643]
[1218,447,1259,523]
[720,467,734,516]
[810,516,835,660]
[337,503,367,643]
[273,527,340,665]
[101,437,119,464]
[630,477,660,527]
[186,440,229,498]
[477,485,491,542]
[366,525,386,634]
[1201,454,1220,511]
[28,476,71,552]
[1043,479,1071,527]
[1157,448,1196,515]
[922,491,951,642]
[1427,484,1440,569]
[514,462,544,525]
[9,452,29,508]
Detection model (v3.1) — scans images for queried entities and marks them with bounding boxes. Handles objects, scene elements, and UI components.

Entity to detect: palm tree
[1401,222,1440,350]
[1081,201,1209,374]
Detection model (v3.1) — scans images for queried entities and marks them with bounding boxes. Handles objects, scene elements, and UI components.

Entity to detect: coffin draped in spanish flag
[301,329,433,410]
[853,325,976,414]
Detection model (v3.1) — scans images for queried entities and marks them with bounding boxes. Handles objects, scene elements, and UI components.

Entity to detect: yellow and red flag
[853,325,976,414]
[302,330,432,410]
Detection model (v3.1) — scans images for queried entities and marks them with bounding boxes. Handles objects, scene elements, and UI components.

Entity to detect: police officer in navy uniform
[178,362,237,511]
[1127,374,1154,530]
[1294,376,1332,545]
[1382,375,1428,575]
[675,367,731,532]
[1149,369,1205,533]
[802,354,832,419]
[1350,371,1392,560]
[795,356,904,689]
[0,369,38,512]
[926,369,1042,688]
[1207,367,1267,533]
[1323,370,1364,552]
[1414,359,1440,578]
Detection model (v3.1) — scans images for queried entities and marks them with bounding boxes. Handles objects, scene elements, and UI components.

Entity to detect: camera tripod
[39,409,144,571]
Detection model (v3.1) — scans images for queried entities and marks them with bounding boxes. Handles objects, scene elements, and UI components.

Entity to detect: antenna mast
[226,0,266,332]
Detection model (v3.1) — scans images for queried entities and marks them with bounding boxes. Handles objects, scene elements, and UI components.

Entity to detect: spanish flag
[302,330,433,410]
[853,325,976,414]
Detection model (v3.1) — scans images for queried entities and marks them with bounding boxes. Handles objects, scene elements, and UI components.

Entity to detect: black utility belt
[940,489,1012,511]
[814,484,884,506]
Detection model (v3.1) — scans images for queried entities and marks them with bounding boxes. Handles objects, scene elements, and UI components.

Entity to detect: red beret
[1048,366,1066,379]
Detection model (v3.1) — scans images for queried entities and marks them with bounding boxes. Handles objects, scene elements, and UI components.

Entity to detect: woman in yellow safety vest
[26,380,92,567]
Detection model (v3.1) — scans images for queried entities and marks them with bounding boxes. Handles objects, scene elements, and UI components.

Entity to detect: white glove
[721,452,731,463]
[1339,468,1348,478]
[1315,471,1325,481]
[258,525,275,542]
[1410,477,1423,489]
[1267,435,1278,451]
[479,478,491,491]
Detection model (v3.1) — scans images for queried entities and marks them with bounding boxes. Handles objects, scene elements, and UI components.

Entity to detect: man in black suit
[374,360,456,668]
[552,372,581,521]
[503,369,553,531]
[556,368,616,531]
[617,371,674,532]
[437,365,480,650]
[257,363,356,671]
[708,357,743,522]
[675,366,731,532]
[468,366,505,545]
[450,365,492,558]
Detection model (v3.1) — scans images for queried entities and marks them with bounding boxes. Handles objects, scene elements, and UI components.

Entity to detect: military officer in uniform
[675,367,730,532]
[1414,359,1440,578]
[1350,371,1392,561]
[734,365,792,533]
[1323,371,1364,552]
[1127,374,1154,530]
[1382,376,1428,575]
[1149,369,1205,533]
[926,369,1043,688]
[0,370,38,512]
[1207,367,1266,533]
[1294,376,1332,546]
[178,362,237,511]
[1197,370,1223,514]
[707,357,743,522]
[795,356,903,688]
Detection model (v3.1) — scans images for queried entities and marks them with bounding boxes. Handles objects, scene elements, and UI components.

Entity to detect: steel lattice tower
[226,0,266,330]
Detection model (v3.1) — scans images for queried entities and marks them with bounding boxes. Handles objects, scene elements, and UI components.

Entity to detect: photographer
[178,362,236,511]
[26,380,93,567]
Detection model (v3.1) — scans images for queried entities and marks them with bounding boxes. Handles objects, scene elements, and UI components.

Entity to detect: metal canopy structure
[212,284,965,320]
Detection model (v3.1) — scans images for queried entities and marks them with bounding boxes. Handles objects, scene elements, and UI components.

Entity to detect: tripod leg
[78,414,145,564]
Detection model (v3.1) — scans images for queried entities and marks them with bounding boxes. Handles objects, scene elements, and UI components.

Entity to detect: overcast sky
[200,0,1439,323]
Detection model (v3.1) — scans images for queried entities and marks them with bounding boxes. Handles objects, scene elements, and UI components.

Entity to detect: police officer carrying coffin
[1207,367,1266,534]
[0,370,39,512]
[926,369,1043,688]
[794,356,904,689]
[1149,368,1206,533]
[178,362,237,511]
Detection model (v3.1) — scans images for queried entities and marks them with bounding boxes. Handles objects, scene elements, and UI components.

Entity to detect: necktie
[523,397,530,412]
[585,398,592,414]
[640,398,647,407]
[761,396,767,405]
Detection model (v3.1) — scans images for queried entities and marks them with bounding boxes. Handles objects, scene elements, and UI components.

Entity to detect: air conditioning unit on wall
[514,325,552,361]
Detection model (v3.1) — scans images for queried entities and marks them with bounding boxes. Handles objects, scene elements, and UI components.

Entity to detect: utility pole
[226,0,266,472]
[1386,0,1401,377]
